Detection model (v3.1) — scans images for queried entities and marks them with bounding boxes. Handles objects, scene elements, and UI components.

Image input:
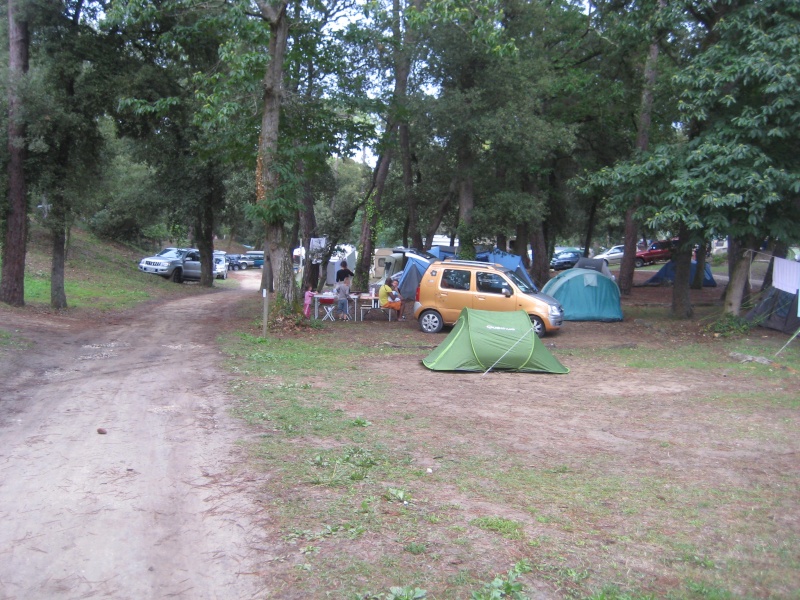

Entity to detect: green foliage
[469,516,524,540]
[581,0,800,245]
[585,585,656,600]
[386,587,427,600]
[471,560,532,599]
[384,487,412,503]
[702,313,754,338]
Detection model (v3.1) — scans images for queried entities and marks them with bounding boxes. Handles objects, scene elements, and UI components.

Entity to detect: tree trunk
[723,236,758,315]
[670,230,693,318]
[528,222,549,288]
[620,17,661,297]
[618,207,638,296]
[256,0,290,302]
[455,145,475,258]
[516,222,530,268]
[299,180,318,291]
[197,212,215,288]
[50,200,68,309]
[0,0,29,307]
[266,222,294,299]
[356,149,393,290]
[582,196,598,257]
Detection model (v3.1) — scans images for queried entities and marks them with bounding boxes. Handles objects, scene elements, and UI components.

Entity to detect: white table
[313,294,359,321]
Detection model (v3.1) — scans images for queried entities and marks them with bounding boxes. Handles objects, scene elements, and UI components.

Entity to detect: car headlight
[549,304,562,316]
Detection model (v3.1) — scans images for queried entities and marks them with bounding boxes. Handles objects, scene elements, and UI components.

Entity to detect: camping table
[313,294,359,321]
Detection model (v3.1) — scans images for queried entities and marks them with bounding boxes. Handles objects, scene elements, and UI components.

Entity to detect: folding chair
[319,298,336,321]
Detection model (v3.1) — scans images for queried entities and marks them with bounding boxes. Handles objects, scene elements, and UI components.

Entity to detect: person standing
[335,278,351,320]
[336,261,355,283]
[303,284,314,318]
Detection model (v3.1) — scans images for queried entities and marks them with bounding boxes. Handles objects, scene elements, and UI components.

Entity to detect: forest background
[0,0,798,320]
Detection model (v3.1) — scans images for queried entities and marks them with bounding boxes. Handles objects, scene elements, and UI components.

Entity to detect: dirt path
[0,272,264,599]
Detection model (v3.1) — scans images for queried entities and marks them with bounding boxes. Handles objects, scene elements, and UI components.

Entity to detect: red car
[635,240,676,267]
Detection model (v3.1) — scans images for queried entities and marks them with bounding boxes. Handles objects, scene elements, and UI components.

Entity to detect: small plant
[471,560,532,599]
[470,516,524,540]
[685,579,733,599]
[702,313,753,337]
[586,585,656,599]
[351,417,371,427]
[404,542,427,555]
[385,487,412,503]
[387,587,427,600]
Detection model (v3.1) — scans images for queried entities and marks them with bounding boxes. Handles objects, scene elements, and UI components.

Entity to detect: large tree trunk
[516,222,530,267]
[582,196,599,257]
[620,19,661,297]
[256,0,291,302]
[618,207,638,296]
[0,1,29,307]
[528,222,549,288]
[197,205,215,288]
[266,222,293,298]
[50,200,68,309]
[355,149,393,290]
[397,0,424,250]
[724,236,758,315]
[670,228,693,318]
[299,176,318,291]
[455,144,475,258]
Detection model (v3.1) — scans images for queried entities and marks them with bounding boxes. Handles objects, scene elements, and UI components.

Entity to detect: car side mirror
[502,287,512,297]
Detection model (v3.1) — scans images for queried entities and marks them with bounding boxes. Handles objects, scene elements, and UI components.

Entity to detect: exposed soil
[0,274,266,599]
[1,268,797,599]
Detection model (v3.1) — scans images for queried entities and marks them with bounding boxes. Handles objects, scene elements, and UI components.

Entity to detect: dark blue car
[550,250,581,271]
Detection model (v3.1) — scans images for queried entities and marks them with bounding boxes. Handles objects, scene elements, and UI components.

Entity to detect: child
[335,279,351,320]
[303,284,314,318]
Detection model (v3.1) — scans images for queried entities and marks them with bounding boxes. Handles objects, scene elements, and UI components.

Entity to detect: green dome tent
[541,268,623,322]
[422,308,569,373]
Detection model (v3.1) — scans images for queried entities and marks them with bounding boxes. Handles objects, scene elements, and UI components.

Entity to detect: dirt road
[0,273,263,599]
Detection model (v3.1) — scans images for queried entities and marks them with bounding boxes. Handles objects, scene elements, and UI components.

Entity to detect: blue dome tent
[541,268,623,322]
[644,260,717,287]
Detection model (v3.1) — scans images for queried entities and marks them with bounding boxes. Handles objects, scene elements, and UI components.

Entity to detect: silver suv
[138,248,201,283]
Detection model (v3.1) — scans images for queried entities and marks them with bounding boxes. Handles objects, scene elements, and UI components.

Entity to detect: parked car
[710,239,728,256]
[635,240,676,267]
[239,250,265,269]
[224,254,244,270]
[138,248,201,283]
[550,250,581,271]
[213,255,228,280]
[595,245,625,265]
[413,259,564,336]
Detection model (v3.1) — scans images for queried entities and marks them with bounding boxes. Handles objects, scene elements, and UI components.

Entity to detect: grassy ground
[5,224,232,311]
[3,230,798,599]
[218,294,799,599]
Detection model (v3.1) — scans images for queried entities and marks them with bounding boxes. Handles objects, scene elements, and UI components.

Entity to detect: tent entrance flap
[422,308,569,374]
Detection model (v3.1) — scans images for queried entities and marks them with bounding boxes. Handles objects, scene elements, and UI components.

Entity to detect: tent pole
[481,326,536,376]
[776,327,800,356]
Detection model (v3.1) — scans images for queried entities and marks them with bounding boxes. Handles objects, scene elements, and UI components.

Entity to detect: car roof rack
[436,258,504,269]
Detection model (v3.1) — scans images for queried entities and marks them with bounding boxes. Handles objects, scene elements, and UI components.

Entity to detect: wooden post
[262,288,269,337]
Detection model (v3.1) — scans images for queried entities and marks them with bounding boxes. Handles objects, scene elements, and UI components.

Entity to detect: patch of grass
[14,225,213,311]
[219,313,800,599]
[701,313,753,337]
[0,329,31,350]
[470,516,525,540]
[403,542,427,555]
